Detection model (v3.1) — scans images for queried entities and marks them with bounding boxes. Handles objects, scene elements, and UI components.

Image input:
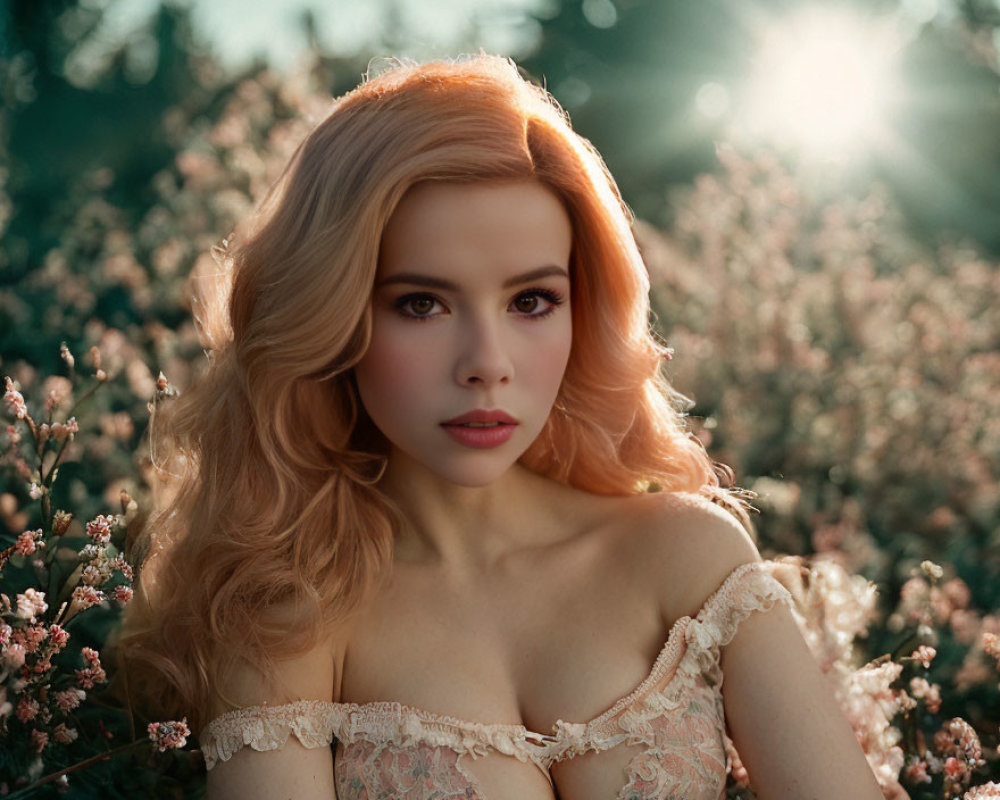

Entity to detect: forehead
[377,180,573,282]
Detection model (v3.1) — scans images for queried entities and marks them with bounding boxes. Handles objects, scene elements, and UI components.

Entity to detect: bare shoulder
[205,602,341,723]
[623,490,762,624]
[202,604,343,799]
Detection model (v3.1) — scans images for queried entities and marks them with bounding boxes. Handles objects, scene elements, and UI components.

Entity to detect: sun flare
[738,7,902,158]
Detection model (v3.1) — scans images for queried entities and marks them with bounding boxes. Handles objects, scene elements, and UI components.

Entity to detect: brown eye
[511,289,565,319]
[394,294,441,320]
[514,295,540,313]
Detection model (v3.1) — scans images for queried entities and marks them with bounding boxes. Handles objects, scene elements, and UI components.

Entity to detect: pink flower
[147,718,191,752]
[55,688,85,712]
[6,424,21,444]
[911,645,937,669]
[3,377,28,419]
[75,664,107,690]
[17,624,48,654]
[982,632,1000,664]
[16,696,39,723]
[85,515,113,544]
[113,585,133,604]
[909,677,942,713]
[53,723,78,744]
[4,643,26,669]
[75,648,106,689]
[895,690,917,713]
[47,624,69,650]
[112,555,134,581]
[16,588,47,621]
[904,756,932,784]
[80,564,103,586]
[14,529,44,556]
[50,417,78,440]
[944,756,967,779]
[961,783,1000,799]
[71,585,104,610]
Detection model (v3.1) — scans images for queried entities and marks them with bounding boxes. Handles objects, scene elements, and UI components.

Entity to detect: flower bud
[52,510,72,536]
[60,342,75,369]
[120,488,137,514]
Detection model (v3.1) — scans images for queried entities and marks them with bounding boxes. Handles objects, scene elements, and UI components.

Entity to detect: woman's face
[353,179,574,487]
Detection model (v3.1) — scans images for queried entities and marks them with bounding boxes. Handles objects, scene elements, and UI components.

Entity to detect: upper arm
[204,622,339,800]
[205,737,336,800]
[641,492,883,798]
[720,599,884,799]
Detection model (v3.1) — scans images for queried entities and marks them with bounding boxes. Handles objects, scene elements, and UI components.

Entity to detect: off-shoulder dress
[201,561,792,800]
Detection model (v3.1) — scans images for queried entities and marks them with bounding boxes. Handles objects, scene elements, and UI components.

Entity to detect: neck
[375,458,570,575]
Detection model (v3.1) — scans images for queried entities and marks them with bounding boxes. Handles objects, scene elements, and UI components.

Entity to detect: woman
[114,54,883,799]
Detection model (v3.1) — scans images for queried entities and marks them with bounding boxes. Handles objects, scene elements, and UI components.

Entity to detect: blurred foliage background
[1,0,998,796]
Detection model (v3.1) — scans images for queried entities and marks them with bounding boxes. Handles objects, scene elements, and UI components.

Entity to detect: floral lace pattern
[335,739,482,799]
[200,561,792,800]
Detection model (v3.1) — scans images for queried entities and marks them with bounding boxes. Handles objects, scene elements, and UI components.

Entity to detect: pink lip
[441,423,517,449]
[442,409,518,425]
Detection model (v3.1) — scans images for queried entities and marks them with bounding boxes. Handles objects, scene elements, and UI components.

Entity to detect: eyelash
[393,288,567,322]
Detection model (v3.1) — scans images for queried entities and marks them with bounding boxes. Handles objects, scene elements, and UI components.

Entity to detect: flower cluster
[147,718,191,753]
[903,718,989,798]
[0,351,185,792]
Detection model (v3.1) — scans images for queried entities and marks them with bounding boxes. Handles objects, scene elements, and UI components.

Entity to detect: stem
[63,379,102,422]
[4,739,145,799]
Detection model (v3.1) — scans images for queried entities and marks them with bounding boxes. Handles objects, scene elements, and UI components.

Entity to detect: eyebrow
[376,265,570,291]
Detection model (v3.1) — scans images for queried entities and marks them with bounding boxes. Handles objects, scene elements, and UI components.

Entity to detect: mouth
[441,409,519,426]
[440,422,514,428]
[440,420,518,448]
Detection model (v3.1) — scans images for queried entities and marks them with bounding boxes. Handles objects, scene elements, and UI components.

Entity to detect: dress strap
[200,699,342,770]
[680,562,794,685]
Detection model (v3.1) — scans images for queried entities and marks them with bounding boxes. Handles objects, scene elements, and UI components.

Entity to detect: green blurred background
[1,0,999,796]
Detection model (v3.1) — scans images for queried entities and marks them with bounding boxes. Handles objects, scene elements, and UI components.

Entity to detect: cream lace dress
[201,561,792,799]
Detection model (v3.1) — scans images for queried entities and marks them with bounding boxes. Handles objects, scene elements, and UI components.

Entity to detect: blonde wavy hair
[112,53,756,733]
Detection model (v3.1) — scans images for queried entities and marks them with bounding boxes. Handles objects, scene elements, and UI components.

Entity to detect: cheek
[522,322,573,391]
[355,329,436,407]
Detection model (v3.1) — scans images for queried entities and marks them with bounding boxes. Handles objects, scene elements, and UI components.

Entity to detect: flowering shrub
[642,148,1000,797]
[0,352,189,796]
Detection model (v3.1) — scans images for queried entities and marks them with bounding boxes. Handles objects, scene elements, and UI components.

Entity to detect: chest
[335,525,670,735]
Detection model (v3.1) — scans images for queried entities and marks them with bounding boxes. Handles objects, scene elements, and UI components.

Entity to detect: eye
[394,294,444,320]
[512,288,565,318]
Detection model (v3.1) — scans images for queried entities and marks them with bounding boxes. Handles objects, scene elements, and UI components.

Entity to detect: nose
[454,316,514,388]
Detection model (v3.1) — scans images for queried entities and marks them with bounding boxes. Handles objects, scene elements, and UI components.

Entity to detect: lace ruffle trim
[332,701,558,768]
[680,562,792,688]
[200,698,557,771]
[200,698,343,770]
